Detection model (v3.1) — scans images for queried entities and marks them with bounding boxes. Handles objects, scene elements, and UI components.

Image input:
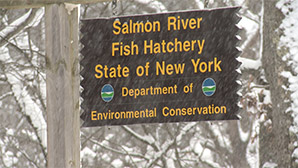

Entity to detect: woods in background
[0,0,297,167]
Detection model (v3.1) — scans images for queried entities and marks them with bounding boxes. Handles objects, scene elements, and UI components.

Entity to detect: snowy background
[0,0,297,167]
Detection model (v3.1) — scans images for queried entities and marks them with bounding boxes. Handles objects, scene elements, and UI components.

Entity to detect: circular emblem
[202,78,216,96]
[101,84,114,102]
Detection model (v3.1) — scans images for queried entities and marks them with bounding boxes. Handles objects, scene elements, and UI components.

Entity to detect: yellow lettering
[122,87,128,97]
[198,39,205,54]
[112,42,119,56]
[153,21,160,32]
[168,16,176,31]
[123,45,130,56]
[197,17,202,29]
[122,23,129,34]
[199,62,207,73]
[95,64,103,78]
[144,40,152,54]
[183,41,190,52]
[123,67,129,77]
[133,22,144,33]
[113,20,121,35]
[145,21,152,32]
[166,64,174,75]
[163,106,169,116]
[189,18,196,29]
[191,59,200,73]
[91,111,97,120]
[156,61,165,75]
[167,42,174,52]
[214,57,222,72]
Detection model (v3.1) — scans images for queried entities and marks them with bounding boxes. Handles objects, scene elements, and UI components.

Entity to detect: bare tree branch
[0,9,40,48]
[84,135,149,161]
[1,65,47,167]
[146,123,198,168]
[122,125,159,151]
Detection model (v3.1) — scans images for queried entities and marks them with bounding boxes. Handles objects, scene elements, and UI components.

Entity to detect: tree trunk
[228,121,250,168]
[260,0,293,167]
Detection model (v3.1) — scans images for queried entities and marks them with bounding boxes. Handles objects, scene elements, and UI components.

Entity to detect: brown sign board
[80,7,241,127]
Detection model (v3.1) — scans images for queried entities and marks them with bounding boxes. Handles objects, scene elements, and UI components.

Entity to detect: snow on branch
[85,136,149,162]
[277,0,298,162]
[122,125,159,151]
[1,47,47,149]
[145,122,198,168]
[0,91,12,100]
[238,57,261,70]
[0,8,44,48]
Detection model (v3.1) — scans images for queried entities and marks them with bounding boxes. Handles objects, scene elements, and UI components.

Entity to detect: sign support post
[45,4,80,168]
[1,1,111,168]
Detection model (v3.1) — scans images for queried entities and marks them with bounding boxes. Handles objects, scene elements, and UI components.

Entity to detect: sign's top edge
[81,6,241,21]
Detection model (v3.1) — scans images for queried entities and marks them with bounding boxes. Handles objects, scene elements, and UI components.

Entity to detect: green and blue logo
[202,78,216,96]
[101,84,114,102]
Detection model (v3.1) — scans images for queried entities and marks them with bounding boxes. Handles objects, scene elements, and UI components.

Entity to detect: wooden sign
[80,7,241,127]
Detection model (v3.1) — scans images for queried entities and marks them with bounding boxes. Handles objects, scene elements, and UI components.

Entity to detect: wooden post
[45,4,80,168]
[1,1,111,167]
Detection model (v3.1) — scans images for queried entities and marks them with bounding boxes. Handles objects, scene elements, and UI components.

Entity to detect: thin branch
[132,0,159,13]
[26,30,34,61]
[14,145,40,168]
[122,125,159,151]
[146,123,198,168]
[3,39,47,113]
[0,91,12,100]
[198,141,208,160]
[2,68,47,167]
[204,0,209,8]
[0,9,39,48]
[81,128,102,147]
[119,145,139,168]
[84,135,149,161]
[201,122,231,166]
[174,139,183,168]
